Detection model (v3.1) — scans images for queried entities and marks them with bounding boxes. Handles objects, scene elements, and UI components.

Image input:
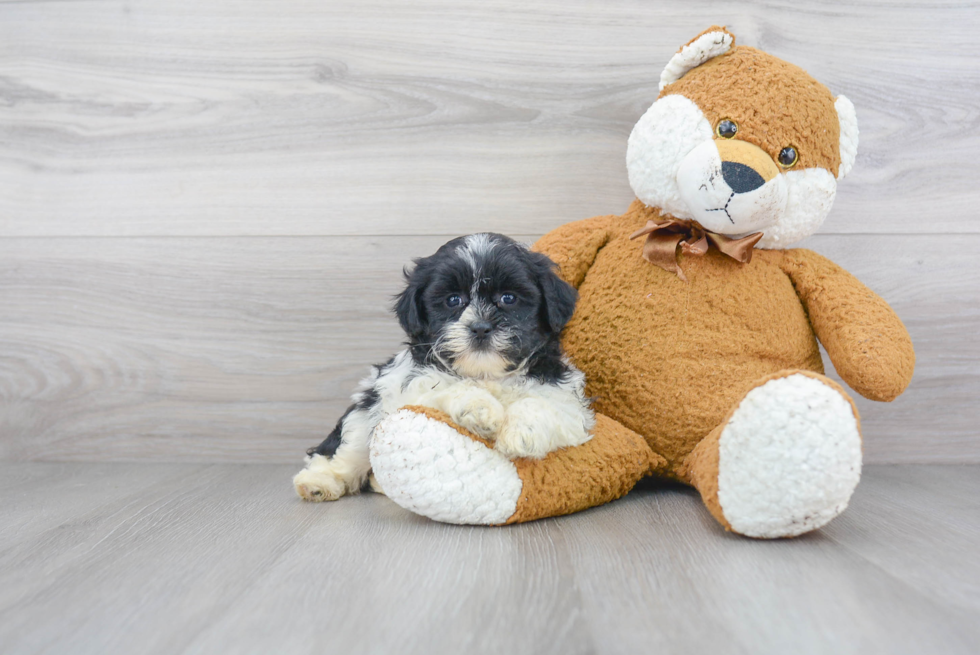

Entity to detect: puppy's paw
[293,457,347,502]
[450,392,505,439]
[495,398,592,460]
[495,421,551,460]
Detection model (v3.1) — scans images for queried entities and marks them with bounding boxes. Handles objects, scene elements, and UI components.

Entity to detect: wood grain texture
[0,463,977,654]
[0,1,976,465]
[0,0,977,237]
[822,465,980,614]
[0,463,208,552]
[0,234,976,463]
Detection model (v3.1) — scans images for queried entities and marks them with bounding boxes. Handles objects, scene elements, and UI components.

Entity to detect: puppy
[293,233,595,502]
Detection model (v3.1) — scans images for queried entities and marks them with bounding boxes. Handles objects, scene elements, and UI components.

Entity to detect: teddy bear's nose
[714,139,780,195]
[721,161,766,194]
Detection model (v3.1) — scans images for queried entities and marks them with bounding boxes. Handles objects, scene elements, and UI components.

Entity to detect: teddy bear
[366,26,915,538]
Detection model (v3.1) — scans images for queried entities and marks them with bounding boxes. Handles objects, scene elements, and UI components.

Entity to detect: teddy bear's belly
[560,241,823,473]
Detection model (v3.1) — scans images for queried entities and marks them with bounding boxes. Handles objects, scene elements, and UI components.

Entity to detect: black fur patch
[306,404,355,458]
[524,340,572,385]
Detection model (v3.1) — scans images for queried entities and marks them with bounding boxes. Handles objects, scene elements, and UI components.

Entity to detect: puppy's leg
[496,393,594,460]
[294,405,374,501]
[442,384,505,439]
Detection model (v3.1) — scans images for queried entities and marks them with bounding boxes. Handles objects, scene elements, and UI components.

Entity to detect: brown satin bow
[629,218,763,282]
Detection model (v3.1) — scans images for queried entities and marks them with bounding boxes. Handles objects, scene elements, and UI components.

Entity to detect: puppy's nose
[469,320,493,339]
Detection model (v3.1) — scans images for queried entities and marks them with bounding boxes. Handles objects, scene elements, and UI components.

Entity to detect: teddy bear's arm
[531,215,617,288]
[780,249,915,401]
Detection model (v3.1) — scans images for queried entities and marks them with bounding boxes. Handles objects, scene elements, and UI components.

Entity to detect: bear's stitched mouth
[706,191,736,224]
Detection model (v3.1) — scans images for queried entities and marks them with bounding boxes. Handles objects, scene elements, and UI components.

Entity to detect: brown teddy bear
[367,26,915,538]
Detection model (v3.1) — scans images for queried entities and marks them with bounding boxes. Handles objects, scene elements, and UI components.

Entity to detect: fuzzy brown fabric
[681,421,730,531]
[507,413,666,524]
[664,36,842,174]
[534,199,912,480]
[538,201,816,476]
[779,252,916,400]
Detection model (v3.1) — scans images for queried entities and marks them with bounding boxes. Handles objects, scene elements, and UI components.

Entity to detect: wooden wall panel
[0,0,977,237]
[0,235,975,464]
[0,0,976,463]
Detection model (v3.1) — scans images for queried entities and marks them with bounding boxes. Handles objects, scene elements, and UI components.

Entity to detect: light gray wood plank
[822,465,980,614]
[0,462,208,551]
[556,478,980,655]
[0,1,976,237]
[0,234,976,463]
[0,464,220,618]
[0,236,423,463]
[183,487,592,655]
[1,464,976,655]
[0,464,319,655]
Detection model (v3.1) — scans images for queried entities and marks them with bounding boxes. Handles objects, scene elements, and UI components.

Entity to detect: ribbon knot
[629,218,763,282]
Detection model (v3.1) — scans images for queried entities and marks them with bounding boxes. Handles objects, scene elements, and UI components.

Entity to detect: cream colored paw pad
[369,409,522,525]
[718,374,862,538]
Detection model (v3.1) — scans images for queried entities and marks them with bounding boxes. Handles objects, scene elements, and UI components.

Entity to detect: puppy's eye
[498,293,517,307]
[446,294,465,308]
[716,119,738,139]
[778,146,799,168]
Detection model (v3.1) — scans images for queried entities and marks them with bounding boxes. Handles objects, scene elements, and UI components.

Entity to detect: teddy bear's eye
[716,119,738,139]
[777,147,799,168]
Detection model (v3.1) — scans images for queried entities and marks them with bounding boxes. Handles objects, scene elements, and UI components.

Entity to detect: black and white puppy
[293,233,595,502]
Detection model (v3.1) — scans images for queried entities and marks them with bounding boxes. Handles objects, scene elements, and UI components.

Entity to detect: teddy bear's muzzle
[676,139,787,235]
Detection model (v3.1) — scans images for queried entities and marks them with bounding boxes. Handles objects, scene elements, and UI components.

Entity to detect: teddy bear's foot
[685,370,862,538]
[370,406,523,524]
[370,406,661,525]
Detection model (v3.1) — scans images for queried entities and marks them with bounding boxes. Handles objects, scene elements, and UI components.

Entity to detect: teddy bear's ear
[659,26,735,92]
[835,95,859,179]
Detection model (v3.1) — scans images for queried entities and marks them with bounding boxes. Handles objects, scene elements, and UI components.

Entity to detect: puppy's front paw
[450,392,505,439]
[495,398,591,459]
[495,421,550,460]
[293,457,346,502]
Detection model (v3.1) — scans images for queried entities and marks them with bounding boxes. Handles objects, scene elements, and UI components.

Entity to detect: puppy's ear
[531,252,578,334]
[393,260,428,337]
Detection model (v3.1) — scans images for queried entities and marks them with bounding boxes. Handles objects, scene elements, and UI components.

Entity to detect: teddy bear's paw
[717,373,862,538]
[448,390,505,439]
[369,408,522,525]
[293,458,347,502]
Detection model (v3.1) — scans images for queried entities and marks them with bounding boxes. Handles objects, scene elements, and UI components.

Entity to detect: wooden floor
[1,464,977,655]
